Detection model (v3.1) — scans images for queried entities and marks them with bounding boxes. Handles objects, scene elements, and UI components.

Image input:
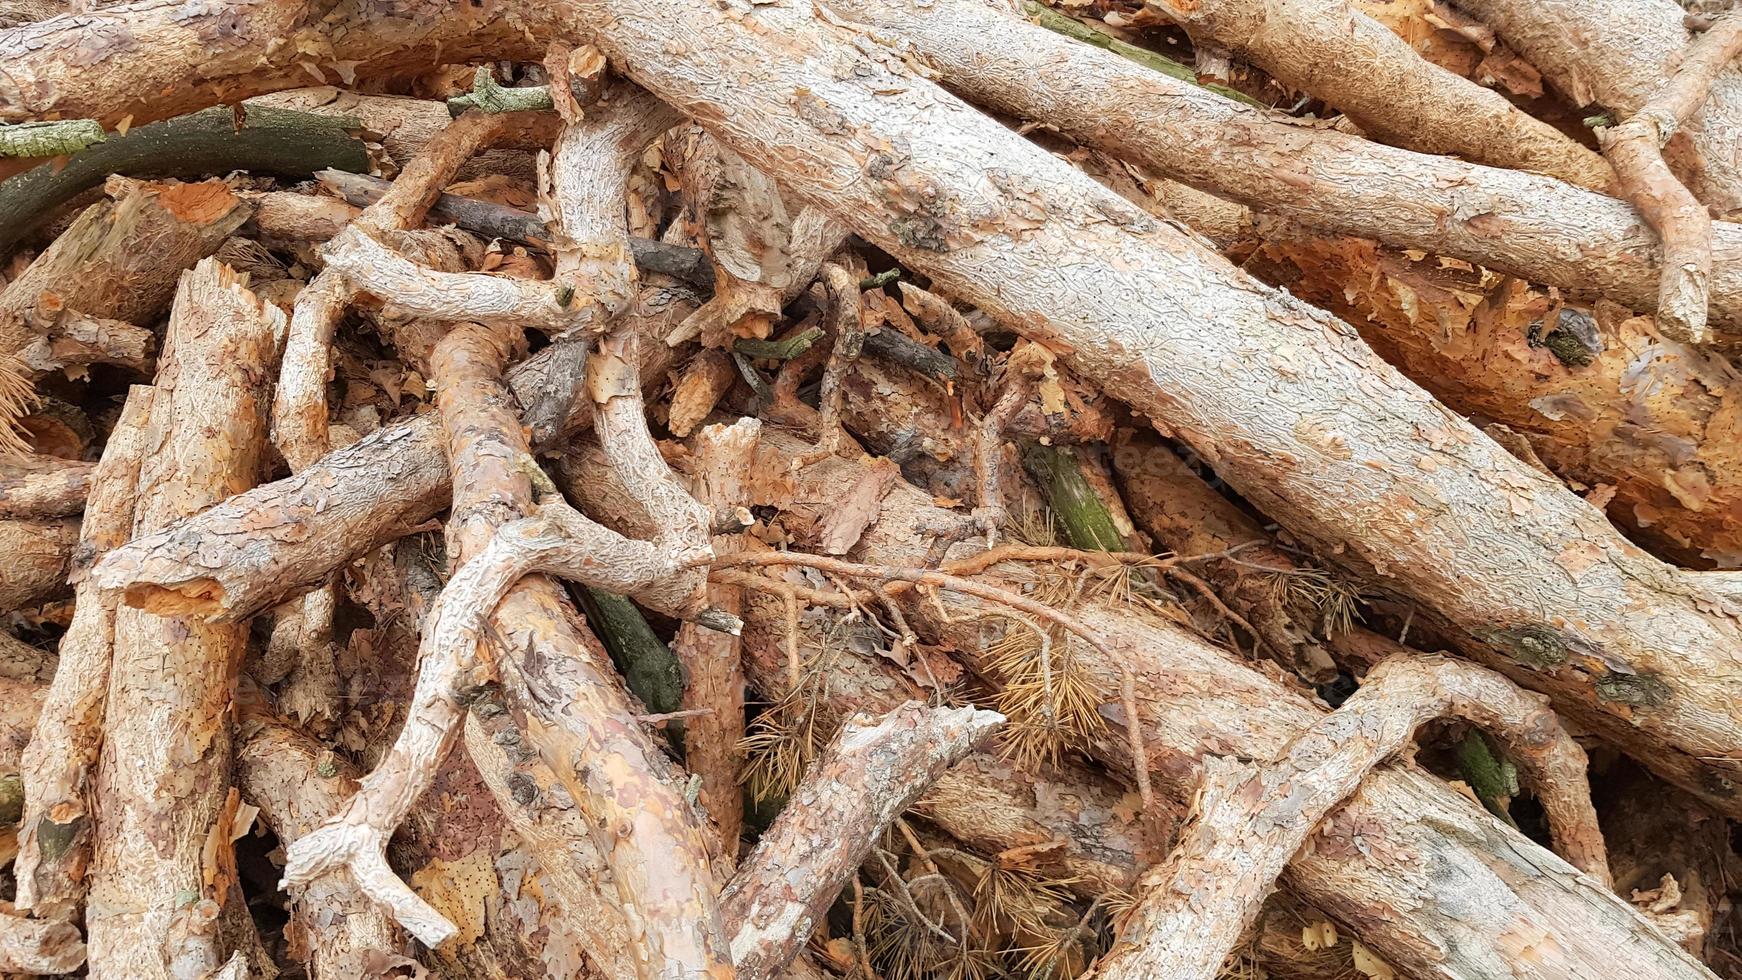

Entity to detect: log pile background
[0,0,1737,977]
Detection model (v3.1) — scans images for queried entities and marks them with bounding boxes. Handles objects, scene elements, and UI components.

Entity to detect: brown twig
[1599,11,1742,343]
[701,551,1158,817]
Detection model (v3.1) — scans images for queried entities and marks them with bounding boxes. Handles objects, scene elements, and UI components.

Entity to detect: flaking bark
[86,260,285,979]
[15,386,151,921]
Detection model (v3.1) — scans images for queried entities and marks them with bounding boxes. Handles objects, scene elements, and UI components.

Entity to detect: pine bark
[85,260,284,979]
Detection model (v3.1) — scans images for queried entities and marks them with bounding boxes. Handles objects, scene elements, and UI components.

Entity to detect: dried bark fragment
[0,907,83,974]
[1093,655,1607,980]
[14,386,150,920]
[87,259,284,979]
[721,702,1004,978]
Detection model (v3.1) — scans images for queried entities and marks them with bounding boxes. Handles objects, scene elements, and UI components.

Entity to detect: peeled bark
[86,260,284,980]
[14,386,151,920]
[90,287,694,623]
[0,909,84,974]
[1455,0,1742,216]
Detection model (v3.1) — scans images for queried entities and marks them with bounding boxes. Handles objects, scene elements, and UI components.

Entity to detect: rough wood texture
[720,702,1004,978]
[1456,0,1742,216]
[0,177,249,451]
[545,0,1742,816]
[14,387,151,920]
[0,515,75,610]
[90,287,695,623]
[1093,655,1607,980]
[834,0,1742,333]
[0,104,369,251]
[272,110,507,473]
[0,908,84,974]
[672,419,760,855]
[721,429,1711,980]
[0,456,92,519]
[1599,12,1742,343]
[235,698,412,980]
[1142,0,1611,187]
[85,260,284,980]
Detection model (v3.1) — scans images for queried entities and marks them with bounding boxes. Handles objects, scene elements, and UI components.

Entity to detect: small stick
[1092,655,1608,980]
[447,66,554,115]
[803,262,867,459]
[1599,11,1742,343]
[721,702,1004,977]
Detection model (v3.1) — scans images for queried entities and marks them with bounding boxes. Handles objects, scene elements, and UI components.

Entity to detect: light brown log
[1139,0,1610,187]
[721,701,1003,977]
[714,429,1710,980]
[0,515,75,611]
[1456,0,1742,216]
[14,386,150,920]
[89,287,695,623]
[86,260,284,980]
[547,0,1742,819]
[234,698,412,980]
[672,419,759,855]
[834,0,1742,333]
[0,0,542,130]
[1092,655,1606,980]
[0,456,91,519]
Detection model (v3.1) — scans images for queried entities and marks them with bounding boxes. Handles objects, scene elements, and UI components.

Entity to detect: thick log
[1455,0,1742,216]
[86,260,284,979]
[545,0,1742,818]
[14,387,150,919]
[832,0,1742,333]
[0,455,91,519]
[0,515,74,610]
[0,0,542,129]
